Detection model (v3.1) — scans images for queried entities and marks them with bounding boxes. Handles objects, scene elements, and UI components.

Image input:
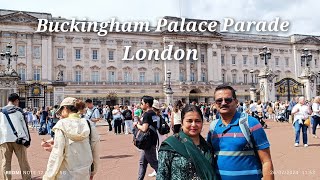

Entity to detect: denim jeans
[312,115,320,135]
[138,146,158,180]
[124,120,133,134]
[294,120,308,144]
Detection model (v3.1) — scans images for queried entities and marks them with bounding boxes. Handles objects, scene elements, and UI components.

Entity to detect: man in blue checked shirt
[207,85,274,180]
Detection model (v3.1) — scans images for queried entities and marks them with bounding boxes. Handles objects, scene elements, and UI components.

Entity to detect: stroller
[254,112,268,129]
[276,109,288,122]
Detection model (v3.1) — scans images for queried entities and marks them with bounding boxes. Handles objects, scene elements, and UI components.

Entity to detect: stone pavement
[3,120,320,180]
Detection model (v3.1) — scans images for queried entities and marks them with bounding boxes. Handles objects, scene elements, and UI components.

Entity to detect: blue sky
[2,0,319,35]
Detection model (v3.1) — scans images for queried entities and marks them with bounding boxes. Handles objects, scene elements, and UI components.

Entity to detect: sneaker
[304,144,308,147]
[294,143,299,147]
[148,171,157,177]
[313,135,319,138]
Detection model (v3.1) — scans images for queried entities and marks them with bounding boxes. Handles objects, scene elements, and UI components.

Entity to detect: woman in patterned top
[157,105,216,180]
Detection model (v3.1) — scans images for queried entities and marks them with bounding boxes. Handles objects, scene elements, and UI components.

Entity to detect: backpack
[158,116,170,135]
[133,125,158,150]
[124,110,132,120]
[38,126,47,135]
[209,113,262,169]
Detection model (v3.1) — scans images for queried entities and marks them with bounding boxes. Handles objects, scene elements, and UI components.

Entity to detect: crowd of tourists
[1,84,319,179]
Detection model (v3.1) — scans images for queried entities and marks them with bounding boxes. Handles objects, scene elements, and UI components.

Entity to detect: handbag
[304,117,311,126]
[2,108,31,147]
[133,125,158,150]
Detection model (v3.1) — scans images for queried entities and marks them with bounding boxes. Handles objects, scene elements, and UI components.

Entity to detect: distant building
[0,9,319,107]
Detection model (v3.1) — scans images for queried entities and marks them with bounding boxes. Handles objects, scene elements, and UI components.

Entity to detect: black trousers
[107,119,112,131]
[114,120,122,134]
[312,115,320,135]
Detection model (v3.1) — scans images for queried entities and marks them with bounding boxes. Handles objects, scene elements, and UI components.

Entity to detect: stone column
[186,43,191,82]
[258,68,276,103]
[41,34,53,81]
[214,44,222,83]
[26,34,33,80]
[299,69,317,101]
[197,44,202,81]
[166,92,173,106]
[292,45,300,79]
[250,87,257,101]
[207,43,214,83]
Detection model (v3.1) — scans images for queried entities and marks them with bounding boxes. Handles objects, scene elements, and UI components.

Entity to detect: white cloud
[1,0,319,35]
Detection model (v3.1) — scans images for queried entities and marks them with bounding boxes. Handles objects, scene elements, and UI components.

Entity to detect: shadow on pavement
[100,155,133,159]
[308,143,320,147]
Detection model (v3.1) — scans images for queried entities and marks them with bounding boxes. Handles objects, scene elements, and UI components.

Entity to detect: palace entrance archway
[189,89,201,103]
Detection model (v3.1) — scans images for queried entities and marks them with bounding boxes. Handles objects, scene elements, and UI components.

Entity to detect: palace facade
[0,9,319,108]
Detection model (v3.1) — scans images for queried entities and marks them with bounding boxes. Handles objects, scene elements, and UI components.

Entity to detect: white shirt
[249,103,257,112]
[85,107,100,123]
[312,103,320,117]
[0,105,30,145]
[292,103,310,124]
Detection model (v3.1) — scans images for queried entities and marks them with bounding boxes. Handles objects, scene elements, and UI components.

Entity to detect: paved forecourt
[3,120,320,180]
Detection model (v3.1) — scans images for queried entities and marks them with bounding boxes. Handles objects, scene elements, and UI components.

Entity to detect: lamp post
[0,43,18,71]
[0,43,20,107]
[167,70,172,91]
[249,69,257,101]
[259,46,272,66]
[301,48,312,68]
[299,48,315,100]
[165,70,173,106]
[250,69,254,87]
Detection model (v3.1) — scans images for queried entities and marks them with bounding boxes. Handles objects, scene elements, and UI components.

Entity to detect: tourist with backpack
[133,96,158,180]
[207,85,274,180]
[42,97,100,180]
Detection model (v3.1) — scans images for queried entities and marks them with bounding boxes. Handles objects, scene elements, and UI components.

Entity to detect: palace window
[243,56,247,65]
[75,49,81,60]
[139,72,145,82]
[108,71,115,82]
[201,54,205,63]
[221,55,225,65]
[222,73,225,83]
[231,55,236,65]
[18,68,26,81]
[232,73,237,84]
[33,68,41,81]
[179,71,185,81]
[154,72,160,83]
[33,46,41,58]
[109,50,114,61]
[18,45,26,57]
[75,71,82,82]
[57,48,64,59]
[190,72,195,82]
[244,73,248,84]
[255,74,259,84]
[92,50,98,60]
[91,71,99,82]
[201,72,206,82]
[124,71,132,82]
[254,56,258,65]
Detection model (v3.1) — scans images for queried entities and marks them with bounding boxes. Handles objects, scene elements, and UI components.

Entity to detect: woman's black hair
[181,105,203,122]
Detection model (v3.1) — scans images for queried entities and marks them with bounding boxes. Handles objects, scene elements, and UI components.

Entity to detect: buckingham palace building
[0,9,319,108]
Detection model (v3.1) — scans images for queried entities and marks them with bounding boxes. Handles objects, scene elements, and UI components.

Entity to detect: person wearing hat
[42,97,100,180]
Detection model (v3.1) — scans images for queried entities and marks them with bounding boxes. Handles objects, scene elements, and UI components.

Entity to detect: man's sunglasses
[215,97,234,104]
